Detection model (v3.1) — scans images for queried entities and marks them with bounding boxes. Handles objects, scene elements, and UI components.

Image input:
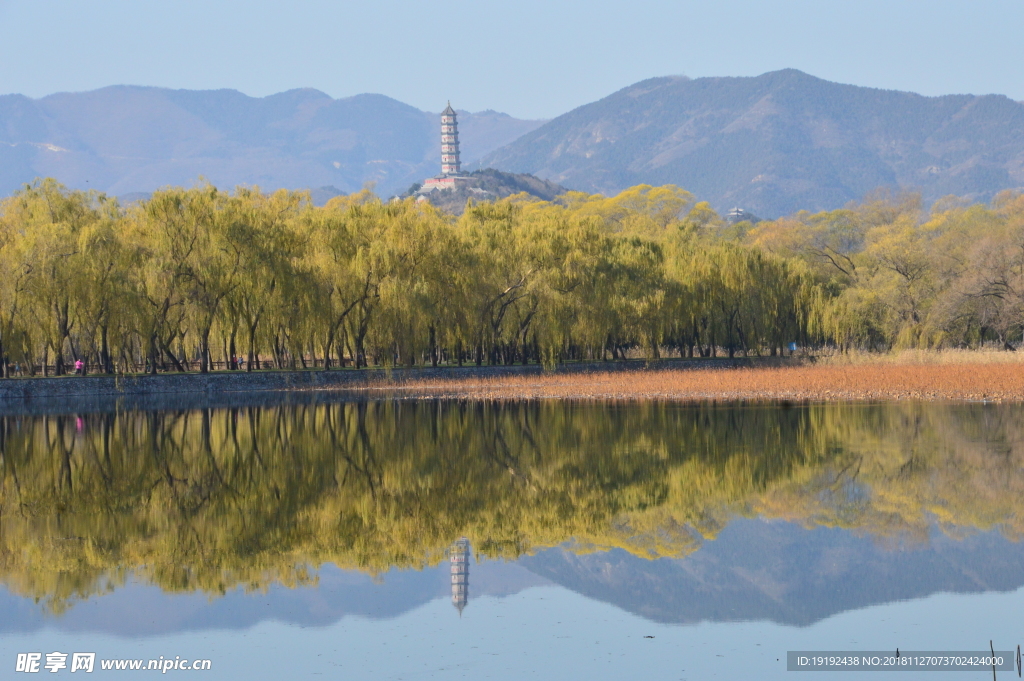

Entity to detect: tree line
[745,189,1024,351]
[1,179,1022,375]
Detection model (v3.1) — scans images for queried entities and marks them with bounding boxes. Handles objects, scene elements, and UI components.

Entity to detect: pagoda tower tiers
[450,537,470,615]
[440,102,462,176]
[418,102,469,193]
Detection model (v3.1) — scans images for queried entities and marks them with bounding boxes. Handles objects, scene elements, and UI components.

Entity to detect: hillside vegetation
[480,69,1024,217]
[1,180,1023,377]
[405,169,567,215]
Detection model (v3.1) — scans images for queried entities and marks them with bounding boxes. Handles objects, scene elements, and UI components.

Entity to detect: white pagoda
[449,537,470,615]
[420,102,468,193]
[440,102,462,175]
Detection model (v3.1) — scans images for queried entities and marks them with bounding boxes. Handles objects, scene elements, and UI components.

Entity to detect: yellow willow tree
[969,192,1024,346]
[857,214,944,348]
[540,213,672,362]
[665,236,728,357]
[367,206,464,368]
[607,235,670,359]
[347,199,450,367]
[3,180,111,375]
[71,196,131,374]
[179,188,241,373]
[708,245,807,357]
[420,221,472,367]
[220,188,305,371]
[745,208,866,286]
[127,185,224,373]
[267,259,320,369]
[0,193,36,375]
[914,201,1017,349]
[558,184,693,234]
[457,201,557,365]
[304,190,387,369]
[526,210,622,362]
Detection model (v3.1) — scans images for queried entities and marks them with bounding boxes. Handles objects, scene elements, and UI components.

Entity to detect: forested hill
[478,69,1024,218]
[0,87,544,199]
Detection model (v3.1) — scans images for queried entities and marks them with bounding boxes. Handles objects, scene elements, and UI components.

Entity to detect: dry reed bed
[815,348,1024,366]
[360,362,1024,402]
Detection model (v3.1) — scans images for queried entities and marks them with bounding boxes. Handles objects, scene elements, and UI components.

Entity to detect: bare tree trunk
[161,340,186,372]
[354,323,368,369]
[100,325,113,374]
[323,328,335,369]
[342,327,353,368]
[429,325,438,368]
[247,324,257,371]
[147,335,158,375]
[199,329,212,373]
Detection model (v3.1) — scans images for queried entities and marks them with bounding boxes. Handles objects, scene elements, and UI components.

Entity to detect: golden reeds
[814,348,1024,366]
[361,359,1024,402]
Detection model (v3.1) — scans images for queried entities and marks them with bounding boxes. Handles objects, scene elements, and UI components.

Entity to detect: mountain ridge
[4,72,1024,215]
[478,69,1024,217]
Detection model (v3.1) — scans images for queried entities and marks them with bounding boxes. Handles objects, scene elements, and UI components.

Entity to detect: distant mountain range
[4,519,1022,635]
[2,71,1024,216]
[0,86,545,199]
[519,519,1024,626]
[480,69,1024,217]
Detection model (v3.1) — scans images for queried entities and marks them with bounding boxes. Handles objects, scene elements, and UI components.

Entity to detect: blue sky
[0,0,1021,119]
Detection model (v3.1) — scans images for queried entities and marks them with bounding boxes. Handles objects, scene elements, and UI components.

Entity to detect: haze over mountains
[0,86,544,200]
[2,70,1023,216]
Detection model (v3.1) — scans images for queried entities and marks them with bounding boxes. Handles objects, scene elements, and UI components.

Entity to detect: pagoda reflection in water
[449,538,470,615]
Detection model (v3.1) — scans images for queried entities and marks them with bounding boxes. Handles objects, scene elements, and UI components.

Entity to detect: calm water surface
[1,400,1021,679]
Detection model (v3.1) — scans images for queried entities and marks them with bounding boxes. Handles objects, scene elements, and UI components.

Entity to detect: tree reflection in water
[0,400,1021,614]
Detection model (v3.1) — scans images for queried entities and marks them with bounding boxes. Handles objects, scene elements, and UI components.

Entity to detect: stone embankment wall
[0,357,792,415]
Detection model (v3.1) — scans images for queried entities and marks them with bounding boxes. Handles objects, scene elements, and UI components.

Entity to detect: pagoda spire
[440,102,461,176]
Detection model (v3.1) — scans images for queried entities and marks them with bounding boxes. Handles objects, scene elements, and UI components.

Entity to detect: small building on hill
[726,207,761,225]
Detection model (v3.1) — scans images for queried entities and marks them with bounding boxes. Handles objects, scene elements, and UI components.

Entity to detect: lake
[1,399,1021,679]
